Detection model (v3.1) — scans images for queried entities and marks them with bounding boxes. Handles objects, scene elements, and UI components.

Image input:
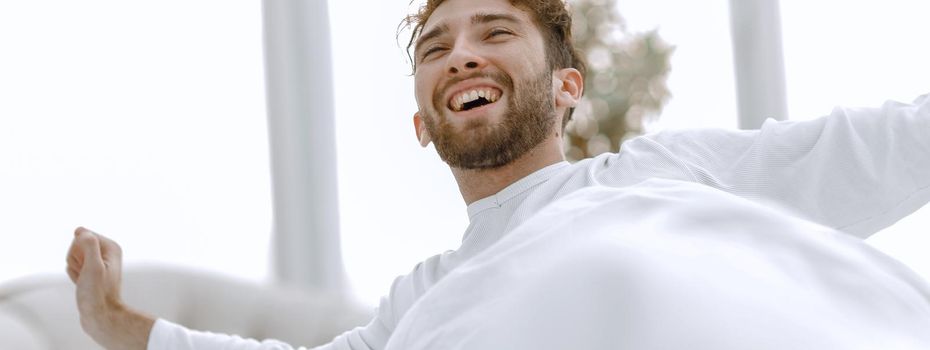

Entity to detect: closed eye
[487,29,513,39]
[421,46,447,60]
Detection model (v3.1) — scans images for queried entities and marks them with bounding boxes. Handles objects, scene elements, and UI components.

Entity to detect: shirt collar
[466,161,570,220]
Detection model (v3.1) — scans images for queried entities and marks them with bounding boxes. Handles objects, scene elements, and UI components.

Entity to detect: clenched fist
[66,227,154,350]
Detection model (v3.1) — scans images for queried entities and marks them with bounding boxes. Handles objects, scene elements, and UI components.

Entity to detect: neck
[451,136,565,205]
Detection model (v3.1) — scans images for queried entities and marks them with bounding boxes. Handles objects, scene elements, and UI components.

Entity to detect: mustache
[432,71,514,111]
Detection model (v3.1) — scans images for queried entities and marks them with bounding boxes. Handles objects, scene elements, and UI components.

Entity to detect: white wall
[0,0,272,283]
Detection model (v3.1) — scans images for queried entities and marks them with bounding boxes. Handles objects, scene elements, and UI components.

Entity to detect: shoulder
[376,250,458,330]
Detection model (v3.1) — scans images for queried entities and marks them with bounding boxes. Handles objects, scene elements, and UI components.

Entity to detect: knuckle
[82,233,100,245]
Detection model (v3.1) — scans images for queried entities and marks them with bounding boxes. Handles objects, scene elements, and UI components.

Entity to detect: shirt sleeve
[147,316,389,350]
[648,94,930,238]
[148,318,313,350]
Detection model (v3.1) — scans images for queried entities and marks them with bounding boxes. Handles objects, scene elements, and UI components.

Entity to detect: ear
[552,68,584,110]
[413,112,432,147]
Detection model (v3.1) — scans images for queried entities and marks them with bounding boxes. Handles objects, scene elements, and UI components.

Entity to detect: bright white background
[0,0,927,308]
[0,1,272,283]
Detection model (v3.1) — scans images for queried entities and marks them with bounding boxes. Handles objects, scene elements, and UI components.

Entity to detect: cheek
[413,73,437,109]
[413,82,428,109]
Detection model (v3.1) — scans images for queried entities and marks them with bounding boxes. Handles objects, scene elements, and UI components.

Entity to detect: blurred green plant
[565,0,674,161]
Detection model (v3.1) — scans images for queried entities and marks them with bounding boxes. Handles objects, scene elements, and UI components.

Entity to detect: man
[67,0,930,348]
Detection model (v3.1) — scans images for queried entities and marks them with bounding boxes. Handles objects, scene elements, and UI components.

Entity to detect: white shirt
[149,96,930,350]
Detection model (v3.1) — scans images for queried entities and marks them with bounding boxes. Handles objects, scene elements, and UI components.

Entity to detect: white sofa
[0,266,372,349]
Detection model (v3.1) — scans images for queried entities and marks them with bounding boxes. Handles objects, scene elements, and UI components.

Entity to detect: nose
[445,41,486,76]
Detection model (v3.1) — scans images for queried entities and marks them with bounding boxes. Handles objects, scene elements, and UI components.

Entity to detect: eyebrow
[414,12,523,55]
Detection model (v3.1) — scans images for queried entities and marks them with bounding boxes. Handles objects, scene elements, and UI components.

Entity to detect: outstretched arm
[66,227,376,350]
[650,94,930,238]
[66,227,155,350]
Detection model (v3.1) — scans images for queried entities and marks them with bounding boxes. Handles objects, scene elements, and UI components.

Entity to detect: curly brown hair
[400,0,587,126]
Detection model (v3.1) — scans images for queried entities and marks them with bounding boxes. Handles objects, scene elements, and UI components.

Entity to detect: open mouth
[449,88,502,112]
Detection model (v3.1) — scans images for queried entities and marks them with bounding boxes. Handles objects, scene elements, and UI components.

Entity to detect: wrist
[83,302,155,350]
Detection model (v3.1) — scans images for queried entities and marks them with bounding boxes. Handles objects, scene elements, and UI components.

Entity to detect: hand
[66,227,154,350]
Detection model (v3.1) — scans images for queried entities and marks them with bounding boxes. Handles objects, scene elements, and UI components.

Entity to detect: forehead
[422,0,534,34]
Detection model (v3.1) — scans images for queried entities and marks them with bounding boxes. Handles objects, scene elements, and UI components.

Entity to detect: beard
[420,69,557,170]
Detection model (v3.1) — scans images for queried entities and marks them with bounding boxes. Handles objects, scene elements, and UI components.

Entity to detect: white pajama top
[149,95,930,349]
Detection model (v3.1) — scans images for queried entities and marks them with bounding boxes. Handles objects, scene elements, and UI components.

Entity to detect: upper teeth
[451,88,500,111]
